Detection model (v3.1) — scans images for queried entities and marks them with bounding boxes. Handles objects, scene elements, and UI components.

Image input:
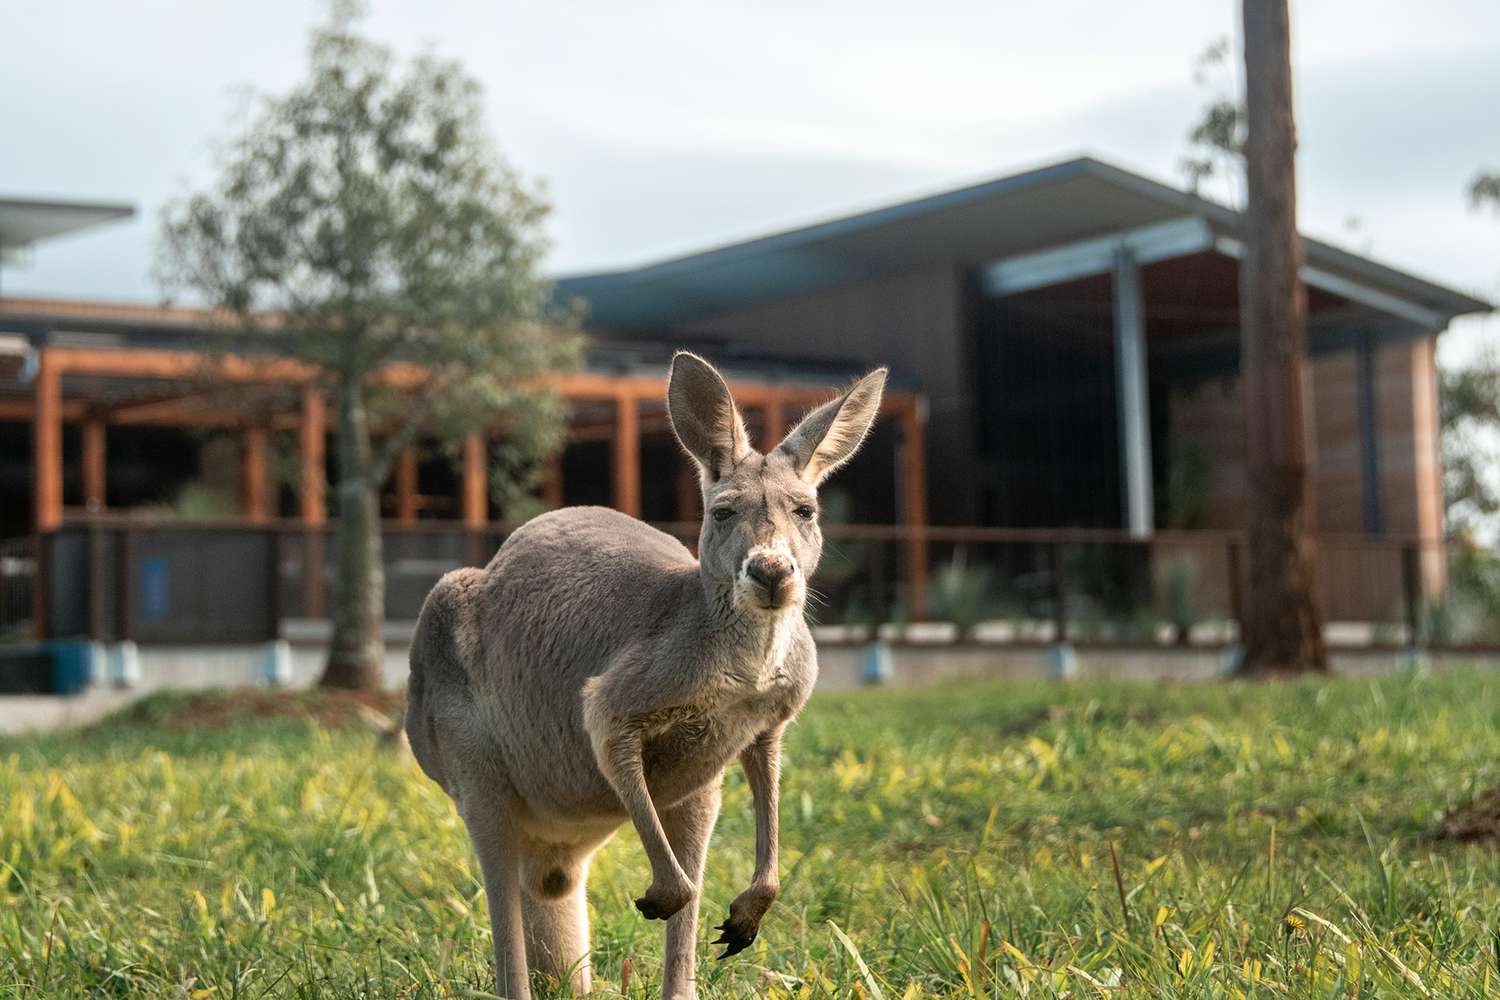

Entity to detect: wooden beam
[612,391,641,518]
[33,351,63,531]
[242,426,270,523]
[41,343,919,420]
[900,399,930,620]
[395,447,419,523]
[0,399,87,422]
[461,434,487,526]
[299,388,326,526]
[82,416,107,512]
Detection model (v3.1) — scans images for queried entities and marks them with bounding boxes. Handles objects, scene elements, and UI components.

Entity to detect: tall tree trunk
[1237,0,1328,674]
[319,374,386,689]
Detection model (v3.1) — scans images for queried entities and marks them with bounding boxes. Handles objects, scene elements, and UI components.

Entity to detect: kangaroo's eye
[712,507,735,523]
[793,505,816,521]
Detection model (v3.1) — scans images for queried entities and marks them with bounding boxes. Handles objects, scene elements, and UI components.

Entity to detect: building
[559,156,1489,545]
[0,157,1492,664]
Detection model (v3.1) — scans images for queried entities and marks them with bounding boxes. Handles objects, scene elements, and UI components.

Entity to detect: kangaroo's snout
[744,552,796,609]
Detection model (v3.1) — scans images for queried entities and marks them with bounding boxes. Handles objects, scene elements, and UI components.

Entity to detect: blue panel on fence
[140,557,169,619]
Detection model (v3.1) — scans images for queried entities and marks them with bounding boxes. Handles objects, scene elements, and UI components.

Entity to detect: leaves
[156,3,580,515]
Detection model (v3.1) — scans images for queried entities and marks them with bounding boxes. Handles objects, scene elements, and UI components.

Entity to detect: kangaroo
[404,352,887,999]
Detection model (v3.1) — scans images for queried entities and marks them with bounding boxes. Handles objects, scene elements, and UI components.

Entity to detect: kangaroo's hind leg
[461,798,531,1000]
[659,782,723,1000]
[520,844,597,996]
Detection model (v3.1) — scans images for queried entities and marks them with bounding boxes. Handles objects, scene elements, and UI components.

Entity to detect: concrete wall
[8,638,1489,735]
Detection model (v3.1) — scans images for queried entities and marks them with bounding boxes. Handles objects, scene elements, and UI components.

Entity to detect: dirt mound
[127,688,407,732]
[1440,786,1500,845]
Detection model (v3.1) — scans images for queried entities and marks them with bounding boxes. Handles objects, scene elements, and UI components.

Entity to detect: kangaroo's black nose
[746,555,794,590]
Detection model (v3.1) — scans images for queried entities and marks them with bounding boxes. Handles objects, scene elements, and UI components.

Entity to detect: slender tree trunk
[1237,0,1328,674]
[319,374,386,689]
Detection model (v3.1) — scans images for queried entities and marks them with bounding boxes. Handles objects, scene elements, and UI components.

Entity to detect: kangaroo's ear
[776,368,887,486]
[667,351,752,482]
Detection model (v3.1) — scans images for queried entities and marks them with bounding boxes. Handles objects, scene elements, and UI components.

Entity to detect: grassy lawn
[4,670,1500,997]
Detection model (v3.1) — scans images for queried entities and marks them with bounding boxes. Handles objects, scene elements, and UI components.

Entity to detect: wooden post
[395,447,419,523]
[298,387,326,619]
[899,398,929,620]
[759,394,786,452]
[676,460,699,522]
[461,433,487,527]
[1049,541,1068,644]
[1238,0,1327,672]
[612,391,641,518]
[242,425,270,523]
[299,388,326,526]
[82,416,107,512]
[33,349,63,531]
[1401,543,1422,648]
[542,451,564,510]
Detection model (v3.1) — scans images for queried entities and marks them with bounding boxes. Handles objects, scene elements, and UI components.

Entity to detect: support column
[676,460,699,523]
[899,398,929,620]
[1355,333,1383,535]
[298,387,326,619]
[241,425,269,523]
[1409,336,1446,595]
[33,349,63,531]
[299,388,327,525]
[541,451,564,510]
[759,393,786,452]
[1113,247,1154,539]
[461,433,487,527]
[82,415,107,513]
[612,391,641,518]
[395,447,419,523]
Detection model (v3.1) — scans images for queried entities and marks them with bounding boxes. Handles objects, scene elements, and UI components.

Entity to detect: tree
[158,3,580,689]
[1443,172,1500,542]
[1180,37,1246,206]
[1441,349,1500,540]
[1236,0,1328,673]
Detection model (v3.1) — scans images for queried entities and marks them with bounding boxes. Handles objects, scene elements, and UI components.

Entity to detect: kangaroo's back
[406,506,701,807]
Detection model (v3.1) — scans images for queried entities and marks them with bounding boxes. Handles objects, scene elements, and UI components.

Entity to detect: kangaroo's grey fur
[405,352,887,999]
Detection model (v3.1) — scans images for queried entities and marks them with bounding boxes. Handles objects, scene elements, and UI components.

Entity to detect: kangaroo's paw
[713,886,777,959]
[634,874,694,921]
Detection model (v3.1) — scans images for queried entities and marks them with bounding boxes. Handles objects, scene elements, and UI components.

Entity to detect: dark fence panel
[11,516,1478,651]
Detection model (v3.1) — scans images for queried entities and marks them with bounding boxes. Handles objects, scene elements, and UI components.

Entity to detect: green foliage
[1439,348,1500,538]
[1179,38,1245,205]
[1163,433,1211,530]
[929,553,997,640]
[8,672,1500,996]
[152,483,242,520]
[1162,556,1199,644]
[1471,171,1500,212]
[156,0,579,502]
[1425,542,1500,644]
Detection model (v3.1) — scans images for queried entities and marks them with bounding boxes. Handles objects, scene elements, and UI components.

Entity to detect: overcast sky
[3,0,1497,361]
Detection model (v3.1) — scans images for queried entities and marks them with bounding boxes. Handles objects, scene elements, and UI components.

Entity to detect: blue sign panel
[140,557,169,620]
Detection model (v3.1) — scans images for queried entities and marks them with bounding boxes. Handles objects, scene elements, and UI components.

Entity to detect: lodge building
[0,157,1490,656]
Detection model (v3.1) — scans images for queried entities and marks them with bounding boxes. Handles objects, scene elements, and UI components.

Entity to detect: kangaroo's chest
[639,669,804,800]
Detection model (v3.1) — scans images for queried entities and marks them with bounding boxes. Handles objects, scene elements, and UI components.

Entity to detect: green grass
[5,670,1500,997]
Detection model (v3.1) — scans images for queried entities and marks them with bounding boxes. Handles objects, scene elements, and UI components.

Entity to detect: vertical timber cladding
[1375,334,1446,594]
[678,265,977,524]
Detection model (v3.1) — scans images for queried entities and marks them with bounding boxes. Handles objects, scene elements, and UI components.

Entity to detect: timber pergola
[21,341,930,614]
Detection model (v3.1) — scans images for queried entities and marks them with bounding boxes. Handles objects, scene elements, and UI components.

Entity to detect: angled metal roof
[0,197,135,254]
[556,156,1492,330]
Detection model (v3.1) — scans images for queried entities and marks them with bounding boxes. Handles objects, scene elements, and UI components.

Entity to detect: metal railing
[2,514,1484,651]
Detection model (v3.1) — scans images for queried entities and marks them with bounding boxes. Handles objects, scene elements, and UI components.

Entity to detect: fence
[1,515,1485,651]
